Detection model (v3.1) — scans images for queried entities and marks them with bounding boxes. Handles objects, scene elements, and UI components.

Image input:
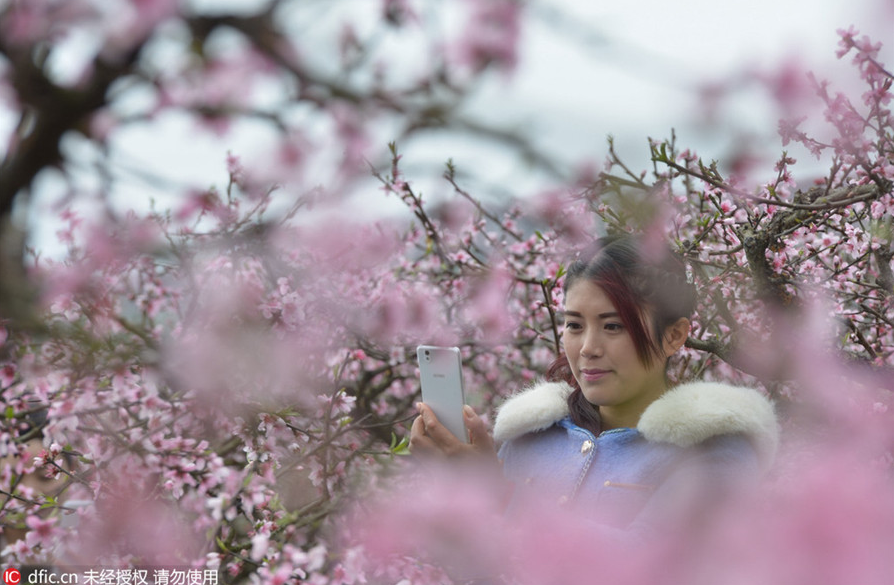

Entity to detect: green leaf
[389,434,410,456]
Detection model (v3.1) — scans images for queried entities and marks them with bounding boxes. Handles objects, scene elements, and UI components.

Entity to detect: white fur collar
[493,380,779,471]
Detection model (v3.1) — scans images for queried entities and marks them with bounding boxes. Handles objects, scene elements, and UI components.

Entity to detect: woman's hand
[410,403,497,462]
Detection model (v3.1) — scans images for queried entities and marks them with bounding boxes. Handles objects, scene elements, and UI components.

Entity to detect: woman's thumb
[463,405,489,444]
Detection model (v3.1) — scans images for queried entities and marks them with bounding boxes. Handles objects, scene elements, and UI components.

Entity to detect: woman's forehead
[563,280,614,311]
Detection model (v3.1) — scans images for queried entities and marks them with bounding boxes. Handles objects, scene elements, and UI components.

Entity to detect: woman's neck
[598,379,668,431]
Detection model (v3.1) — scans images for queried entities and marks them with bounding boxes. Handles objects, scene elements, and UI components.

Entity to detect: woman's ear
[662,317,690,356]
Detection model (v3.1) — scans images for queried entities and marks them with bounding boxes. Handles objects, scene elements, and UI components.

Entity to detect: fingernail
[463,405,474,418]
[416,402,424,413]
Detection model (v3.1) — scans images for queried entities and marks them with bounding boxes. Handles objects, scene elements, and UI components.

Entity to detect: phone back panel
[417,346,468,443]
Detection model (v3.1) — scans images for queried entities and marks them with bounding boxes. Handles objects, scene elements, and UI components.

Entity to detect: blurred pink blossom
[453,0,522,75]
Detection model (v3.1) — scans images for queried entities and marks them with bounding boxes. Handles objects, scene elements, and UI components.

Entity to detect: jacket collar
[493,379,779,472]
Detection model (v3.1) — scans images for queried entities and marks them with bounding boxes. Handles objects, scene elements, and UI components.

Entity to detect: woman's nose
[580,331,602,358]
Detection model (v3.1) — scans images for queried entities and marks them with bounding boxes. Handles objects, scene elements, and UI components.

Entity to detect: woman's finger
[463,405,495,455]
[417,403,466,448]
[409,415,440,455]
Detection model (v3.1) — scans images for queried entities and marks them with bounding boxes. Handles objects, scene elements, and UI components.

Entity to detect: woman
[411,234,779,541]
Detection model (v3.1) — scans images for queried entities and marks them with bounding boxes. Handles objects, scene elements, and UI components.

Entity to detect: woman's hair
[547,234,697,434]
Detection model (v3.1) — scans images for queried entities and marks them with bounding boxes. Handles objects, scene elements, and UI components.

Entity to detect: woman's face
[562,279,672,430]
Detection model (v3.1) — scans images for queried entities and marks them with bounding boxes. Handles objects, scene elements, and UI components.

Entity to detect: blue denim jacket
[494,380,779,541]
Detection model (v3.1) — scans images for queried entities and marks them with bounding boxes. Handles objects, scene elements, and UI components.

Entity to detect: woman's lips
[580,368,610,382]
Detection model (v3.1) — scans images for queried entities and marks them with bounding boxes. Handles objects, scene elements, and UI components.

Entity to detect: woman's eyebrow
[562,310,619,319]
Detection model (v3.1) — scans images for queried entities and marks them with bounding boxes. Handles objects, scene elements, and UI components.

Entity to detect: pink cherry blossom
[452,0,522,75]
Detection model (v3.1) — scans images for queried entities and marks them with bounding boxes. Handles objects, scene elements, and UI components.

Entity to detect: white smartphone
[416,345,468,443]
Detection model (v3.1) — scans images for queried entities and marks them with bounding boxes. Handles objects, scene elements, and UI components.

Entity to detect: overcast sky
[470,0,892,179]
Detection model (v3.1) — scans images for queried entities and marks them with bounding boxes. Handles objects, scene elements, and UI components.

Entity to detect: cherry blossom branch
[540,280,562,357]
[752,183,880,211]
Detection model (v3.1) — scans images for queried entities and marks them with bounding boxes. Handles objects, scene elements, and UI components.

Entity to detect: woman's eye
[564,321,582,331]
[604,322,624,332]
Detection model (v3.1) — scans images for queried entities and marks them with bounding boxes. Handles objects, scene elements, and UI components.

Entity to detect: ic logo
[2,568,21,585]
